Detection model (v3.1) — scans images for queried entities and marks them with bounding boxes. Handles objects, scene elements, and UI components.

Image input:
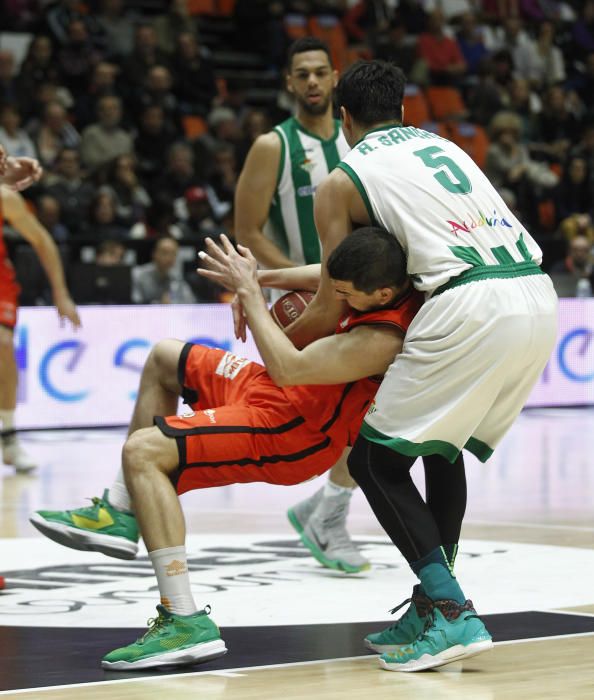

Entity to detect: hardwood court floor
[0,407,593,699]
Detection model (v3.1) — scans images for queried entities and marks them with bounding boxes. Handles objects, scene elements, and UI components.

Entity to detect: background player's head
[327,227,409,311]
[336,60,406,146]
[286,37,337,117]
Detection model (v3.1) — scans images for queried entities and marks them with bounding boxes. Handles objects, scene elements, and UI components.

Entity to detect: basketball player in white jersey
[235,38,368,574]
[287,60,558,672]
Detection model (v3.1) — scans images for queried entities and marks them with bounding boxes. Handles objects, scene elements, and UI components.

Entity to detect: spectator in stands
[96,0,136,59]
[572,1,594,62]
[80,95,133,173]
[488,17,536,81]
[96,238,126,265]
[134,104,179,186]
[559,213,594,246]
[486,110,558,226]
[0,105,37,160]
[74,60,121,129]
[533,85,581,165]
[507,77,541,141]
[129,194,184,240]
[0,50,19,105]
[56,18,103,95]
[17,36,61,114]
[44,147,96,236]
[82,189,129,241]
[103,154,151,229]
[342,0,392,52]
[131,236,196,304]
[417,8,467,86]
[235,108,271,170]
[526,20,566,88]
[467,52,509,126]
[151,142,201,203]
[456,11,489,76]
[154,0,200,55]
[209,144,237,212]
[549,235,594,297]
[178,186,218,241]
[44,0,101,46]
[397,0,429,35]
[134,65,181,134]
[35,194,70,242]
[374,18,421,81]
[122,24,170,92]
[29,100,80,169]
[171,32,218,118]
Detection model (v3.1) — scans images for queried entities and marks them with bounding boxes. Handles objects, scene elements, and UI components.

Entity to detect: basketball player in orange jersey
[0,184,80,471]
[31,227,422,670]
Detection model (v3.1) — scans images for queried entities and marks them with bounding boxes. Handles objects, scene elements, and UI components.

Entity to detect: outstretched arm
[258,264,321,292]
[2,187,80,328]
[0,145,43,191]
[198,235,402,386]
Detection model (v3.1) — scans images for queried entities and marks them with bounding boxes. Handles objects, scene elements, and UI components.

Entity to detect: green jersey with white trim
[266,117,350,265]
[338,124,544,295]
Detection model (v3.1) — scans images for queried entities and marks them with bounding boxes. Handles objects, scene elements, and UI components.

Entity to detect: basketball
[270,290,315,329]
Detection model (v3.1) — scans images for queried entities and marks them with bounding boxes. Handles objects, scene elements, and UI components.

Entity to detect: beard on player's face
[296,92,332,116]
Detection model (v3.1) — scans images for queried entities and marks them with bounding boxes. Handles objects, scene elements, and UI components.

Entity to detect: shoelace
[319,503,355,548]
[71,496,105,517]
[383,596,413,633]
[141,613,170,643]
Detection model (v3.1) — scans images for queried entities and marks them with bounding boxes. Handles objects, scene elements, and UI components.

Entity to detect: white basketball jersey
[338,124,543,295]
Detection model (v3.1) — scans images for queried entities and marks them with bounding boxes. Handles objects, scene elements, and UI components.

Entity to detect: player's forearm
[237,285,302,386]
[258,264,320,292]
[235,228,296,269]
[31,234,69,299]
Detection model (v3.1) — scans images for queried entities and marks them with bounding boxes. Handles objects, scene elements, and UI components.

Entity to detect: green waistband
[431,261,544,297]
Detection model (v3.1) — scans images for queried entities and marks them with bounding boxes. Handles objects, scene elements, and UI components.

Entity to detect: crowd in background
[1,0,593,302]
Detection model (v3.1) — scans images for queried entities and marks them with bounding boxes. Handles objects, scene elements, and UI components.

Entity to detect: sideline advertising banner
[13,299,594,430]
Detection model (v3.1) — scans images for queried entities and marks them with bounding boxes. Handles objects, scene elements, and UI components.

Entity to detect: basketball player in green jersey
[234,38,368,574]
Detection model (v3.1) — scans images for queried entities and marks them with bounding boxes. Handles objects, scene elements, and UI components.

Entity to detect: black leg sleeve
[348,435,442,564]
[423,453,467,546]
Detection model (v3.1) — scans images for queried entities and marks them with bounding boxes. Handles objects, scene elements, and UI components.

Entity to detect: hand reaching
[2,156,43,191]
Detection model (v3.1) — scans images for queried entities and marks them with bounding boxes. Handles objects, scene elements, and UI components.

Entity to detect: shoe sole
[379,639,494,672]
[29,513,138,560]
[101,638,228,671]
[287,507,305,535]
[299,531,371,575]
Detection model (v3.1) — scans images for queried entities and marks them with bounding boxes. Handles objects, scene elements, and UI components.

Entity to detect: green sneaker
[379,599,493,672]
[102,604,227,671]
[29,489,139,560]
[365,585,432,653]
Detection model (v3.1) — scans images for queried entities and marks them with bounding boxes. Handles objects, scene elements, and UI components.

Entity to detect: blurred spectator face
[153,238,178,273]
[30,36,52,64]
[96,240,125,265]
[510,78,530,105]
[101,0,124,16]
[115,154,138,185]
[0,105,20,133]
[68,19,89,44]
[538,21,554,44]
[147,66,172,93]
[37,195,61,228]
[243,109,269,142]
[45,101,67,132]
[97,96,122,128]
[287,49,336,117]
[459,12,478,39]
[185,186,212,220]
[427,9,445,33]
[172,0,189,15]
[177,32,198,59]
[93,192,117,223]
[504,18,522,39]
[135,26,158,53]
[214,146,236,174]
[141,105,165,133]
[93,62,118,89]
[0,51,15,81]
[546,85,565,111]
[168,145,194,176]
[56,148,81,178]
[569,236,592,270]
[568,157,587,184]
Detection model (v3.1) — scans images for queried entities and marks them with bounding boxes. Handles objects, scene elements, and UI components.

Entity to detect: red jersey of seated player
[158,287,424,493]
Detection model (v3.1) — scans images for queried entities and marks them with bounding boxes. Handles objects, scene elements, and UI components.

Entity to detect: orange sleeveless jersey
[0,193,21,328]
[281,287,424,444]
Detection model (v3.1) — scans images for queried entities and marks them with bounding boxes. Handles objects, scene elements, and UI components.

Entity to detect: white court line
[3,629,594,696]
[467,519,594,533]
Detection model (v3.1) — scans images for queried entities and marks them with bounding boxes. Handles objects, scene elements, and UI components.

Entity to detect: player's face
[287,51,337,116]
[331,279,395,312]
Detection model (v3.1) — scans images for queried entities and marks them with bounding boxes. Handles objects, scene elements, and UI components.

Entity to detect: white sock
[149,546,198,616]
[0,410,16,445]
[324,479,354,498]
[107,470,133,512]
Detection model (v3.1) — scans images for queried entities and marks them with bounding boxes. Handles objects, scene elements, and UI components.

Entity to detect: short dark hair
[287,37,332,70]
[327,227,408,293]
[336,60,406,127]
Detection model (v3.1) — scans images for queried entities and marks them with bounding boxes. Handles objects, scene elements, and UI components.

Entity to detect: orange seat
[425,86,467,122]
[187,0,216,15]
[182,115,208,139]
[308,16,348,72]
[419,120,450,138]
[284,14,309,41]
[448,122,489,169]
[403,85,430,127]
[216,0,235,15]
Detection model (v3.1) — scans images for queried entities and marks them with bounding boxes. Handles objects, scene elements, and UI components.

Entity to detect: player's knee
[146,339,183,387]
[122,428,160,480]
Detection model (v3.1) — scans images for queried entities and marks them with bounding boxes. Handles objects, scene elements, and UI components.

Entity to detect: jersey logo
[203,409,217,424]
[215,352,250,380]
[298,158,315,174]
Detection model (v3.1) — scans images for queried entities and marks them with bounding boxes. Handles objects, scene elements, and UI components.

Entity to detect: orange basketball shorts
[155,343,344,494]
[0,258,20,329]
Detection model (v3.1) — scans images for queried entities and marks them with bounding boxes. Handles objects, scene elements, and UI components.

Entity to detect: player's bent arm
[285,171,357,348]
[258,264,321,292]
[1,187,80,326]
[234,133,295,269]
